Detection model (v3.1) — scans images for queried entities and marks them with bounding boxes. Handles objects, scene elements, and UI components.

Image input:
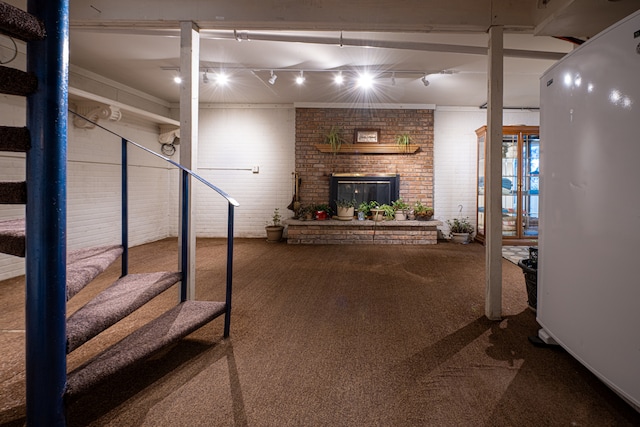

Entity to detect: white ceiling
[4,0,640,109]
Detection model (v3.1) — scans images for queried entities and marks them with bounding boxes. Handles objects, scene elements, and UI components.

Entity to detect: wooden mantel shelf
[314,143,420,154]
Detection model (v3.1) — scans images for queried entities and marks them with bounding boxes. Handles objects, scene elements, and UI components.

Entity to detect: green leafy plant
[313,203,332,215]
[391,198,409,212]
[357,200,378,217]
[268,208,282,227]
[413,200,434,220]
[336,199,356,208]
[325,125,347,154]
[379,204,395,219]
[395,133,412,152]
[447,217,474,234]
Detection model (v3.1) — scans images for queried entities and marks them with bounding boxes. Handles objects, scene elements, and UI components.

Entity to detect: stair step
[65,300,227,397]
[0,65,38,96]
[0,181,26,204]
[66,271,182,353]
[0,218,25,257]
[0,2,46,42]
[67,245,124,300]
[0,126,30,152]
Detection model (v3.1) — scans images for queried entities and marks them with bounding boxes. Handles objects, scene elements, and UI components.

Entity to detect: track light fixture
[202,70,209,84]
[334,71,344,85]
[295,71,305,85]
[421,75,430,87]
[391,72,396,86]
[268,70,277,85]
[215,72,229,85]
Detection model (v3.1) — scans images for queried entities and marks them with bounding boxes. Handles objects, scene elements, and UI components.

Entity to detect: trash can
[518,247,538,311]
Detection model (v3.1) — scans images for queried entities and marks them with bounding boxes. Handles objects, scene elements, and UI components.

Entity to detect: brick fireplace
[295,107,434,209]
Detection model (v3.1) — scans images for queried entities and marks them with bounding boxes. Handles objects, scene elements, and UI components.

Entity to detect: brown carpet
[1,238,639,426]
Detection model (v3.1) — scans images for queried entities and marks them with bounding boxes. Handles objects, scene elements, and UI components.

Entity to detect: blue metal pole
[224,203,235,337]
[180,169,189,302]
[121,138,128,277]
[25,0,69,425]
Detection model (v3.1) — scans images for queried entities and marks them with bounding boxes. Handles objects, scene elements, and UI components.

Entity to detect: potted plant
[413,201,434,221]
[357,200,376,220]
[325,125,347,154]
[265,208,284,242]
[446,217,474,244]
[335,199,356,219]
[298,205,313,221]
[391,198,410,220]
[395,133,412,152]
[314,203,331,220]
[379,204,396,220]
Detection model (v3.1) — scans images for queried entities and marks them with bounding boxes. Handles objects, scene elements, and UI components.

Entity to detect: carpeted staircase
[0,0,231,404]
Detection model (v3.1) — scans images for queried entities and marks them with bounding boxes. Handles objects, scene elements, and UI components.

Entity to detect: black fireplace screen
[329,173,400,213]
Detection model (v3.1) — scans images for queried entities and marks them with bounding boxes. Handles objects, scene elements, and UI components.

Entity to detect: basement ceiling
[2,0,639,108]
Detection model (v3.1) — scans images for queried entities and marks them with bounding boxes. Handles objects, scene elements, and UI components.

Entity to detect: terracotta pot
[265,225,284,242]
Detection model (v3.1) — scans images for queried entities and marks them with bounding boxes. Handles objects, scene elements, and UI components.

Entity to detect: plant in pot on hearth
[446,217,474,244]
[391,198,410,220]
[379,204,396,220]
[413,200,434,221]
[265,208,284,242]
[335,199,356,219]
[314,203,332,220]
[357,200,377,220]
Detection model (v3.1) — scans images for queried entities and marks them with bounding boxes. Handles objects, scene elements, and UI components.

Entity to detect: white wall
[67,113,174,250]
[193,104,296,238]
[0,95,27,280]
[433,107,539,236]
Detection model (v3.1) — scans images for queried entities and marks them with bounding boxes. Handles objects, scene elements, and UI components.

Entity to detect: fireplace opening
[329,173,400,213]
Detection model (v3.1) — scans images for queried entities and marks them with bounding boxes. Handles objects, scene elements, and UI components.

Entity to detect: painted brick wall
[194,105,296,238]
[295,108,434,209]
[433,107,540,236]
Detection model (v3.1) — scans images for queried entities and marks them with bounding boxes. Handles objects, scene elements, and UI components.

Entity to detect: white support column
[485,25,504,320]
[179,21,199,299]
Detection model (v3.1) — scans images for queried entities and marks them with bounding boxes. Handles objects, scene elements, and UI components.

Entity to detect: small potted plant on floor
[446,217,474,244]
[335,199,356,219]
[413,201,434,221]
[392,198,410,220]
[265,208,284,242]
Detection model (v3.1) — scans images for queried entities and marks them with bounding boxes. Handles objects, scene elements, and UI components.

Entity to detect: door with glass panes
[476,125,539,244]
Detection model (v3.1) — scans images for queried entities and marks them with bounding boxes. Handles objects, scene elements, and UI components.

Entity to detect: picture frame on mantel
[354,129,380,143]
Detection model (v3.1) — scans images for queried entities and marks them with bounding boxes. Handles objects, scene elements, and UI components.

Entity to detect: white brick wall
[193,105,296,238]
[434,107,540,237]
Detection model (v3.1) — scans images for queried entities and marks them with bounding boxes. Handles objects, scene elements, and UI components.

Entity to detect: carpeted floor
[1,238,639,426]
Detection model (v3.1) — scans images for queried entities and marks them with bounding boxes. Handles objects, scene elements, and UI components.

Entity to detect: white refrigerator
[539,9,640,411]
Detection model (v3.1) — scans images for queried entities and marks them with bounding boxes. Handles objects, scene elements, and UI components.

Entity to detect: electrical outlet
[252,166,259,174]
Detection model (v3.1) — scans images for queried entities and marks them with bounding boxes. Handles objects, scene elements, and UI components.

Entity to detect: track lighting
[202,70,209,84]
[295,71,305,85]
[334,71,344,85]
[215,72,229,85]
[173,76,182,84]
[268,70,277,85]
[357,72,374,89]
[421,75,430,87]
[391,72,396,86]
